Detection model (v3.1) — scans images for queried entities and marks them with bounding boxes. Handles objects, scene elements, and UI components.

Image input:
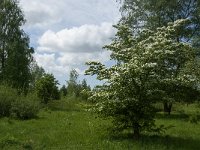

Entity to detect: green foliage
[0,85,40,119]
[0,85,17,117]
[0,0,34,93]
[79,79,91,100]
[60,85,67,97]
[36,73,60,104]
[86,19,199,138]
[118,0,200,114]
[67,69,80,97]
[189,114,199,124]
[30,61,45,90]
[10,94,40,120]
[118,0,200,45]
[80,89,91,101]
[66,69,91,99]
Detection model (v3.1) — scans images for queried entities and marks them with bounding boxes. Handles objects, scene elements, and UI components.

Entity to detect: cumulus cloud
[19,0,120,86]
[20,0,120,29]
[34,53,71,76]
[35,22,115,76]
[20,0,62,27]
[34,50,111,76]
[37,23,115,53]
[57,51,112,67]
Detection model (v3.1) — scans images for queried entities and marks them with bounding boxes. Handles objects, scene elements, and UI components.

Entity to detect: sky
[19,0,120,87]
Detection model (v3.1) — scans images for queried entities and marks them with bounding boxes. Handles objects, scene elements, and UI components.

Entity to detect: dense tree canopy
[0,0,34,92]
[118,0,200,46]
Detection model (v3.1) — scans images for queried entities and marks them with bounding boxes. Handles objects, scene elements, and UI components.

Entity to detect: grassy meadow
[0,99,200,150]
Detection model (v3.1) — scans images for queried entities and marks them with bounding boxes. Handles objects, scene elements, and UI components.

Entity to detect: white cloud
[57,51,111,66]
[20,0,120,29]
[37,23,115,53]
[34,50,111,77]
[34,22,115,77]
[19,0,120,86]
[34,53,71,76]
[20,0,61,27]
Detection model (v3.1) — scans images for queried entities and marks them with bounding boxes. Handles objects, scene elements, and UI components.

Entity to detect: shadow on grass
[156,113,189,120]
[156,113,200,123]
[109,133,200,150]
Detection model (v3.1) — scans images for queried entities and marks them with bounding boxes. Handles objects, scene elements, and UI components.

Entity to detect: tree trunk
[0,40,5,80]
[133,125,140,140]
[163,102,172,115]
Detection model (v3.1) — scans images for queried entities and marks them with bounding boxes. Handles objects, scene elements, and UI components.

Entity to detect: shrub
[36,73,60,104]
[189,115,198,124]
[0,85,17,117]
[0,85,40,119]
[10,94,40,120]
[189,112,199,124]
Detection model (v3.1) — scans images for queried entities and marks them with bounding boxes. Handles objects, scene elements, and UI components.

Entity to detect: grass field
[0,99,200,150]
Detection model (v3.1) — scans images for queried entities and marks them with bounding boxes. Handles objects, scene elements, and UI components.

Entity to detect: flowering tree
[85,19,199,139]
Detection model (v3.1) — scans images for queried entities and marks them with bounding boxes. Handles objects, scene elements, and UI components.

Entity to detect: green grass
[0,100,200,150]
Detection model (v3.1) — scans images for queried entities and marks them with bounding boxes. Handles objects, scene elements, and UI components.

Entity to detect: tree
[60,85,67,97]
[36,73,60,104]
[86,20,199,139]
[67,69,80,97]
[80,79,91,100]
[118,0,200,44]
[117,0,200,113]
[0,0,34,92]
[30,60,45,90]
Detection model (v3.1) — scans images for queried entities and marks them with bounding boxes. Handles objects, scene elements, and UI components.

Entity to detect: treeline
[60,69,91,100]
[36,69,91,104]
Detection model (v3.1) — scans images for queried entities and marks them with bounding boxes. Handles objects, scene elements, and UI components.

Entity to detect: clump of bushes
[0,85,40,120]
[0,85,17,117]
[189,112,199,124]
[10,95,40,120]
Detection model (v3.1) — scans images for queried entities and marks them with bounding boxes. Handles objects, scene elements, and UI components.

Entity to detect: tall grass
[0,99,199,149]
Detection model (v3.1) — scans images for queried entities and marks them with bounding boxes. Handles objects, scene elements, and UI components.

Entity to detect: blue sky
[19,0,120,87]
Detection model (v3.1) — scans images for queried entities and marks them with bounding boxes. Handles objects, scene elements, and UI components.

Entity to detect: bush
[36,73,60,104]
[0,85,17,117]
[0,85,40,119]
[189,112,199,124]
[10,95,40,120]
[189,115,198,124]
